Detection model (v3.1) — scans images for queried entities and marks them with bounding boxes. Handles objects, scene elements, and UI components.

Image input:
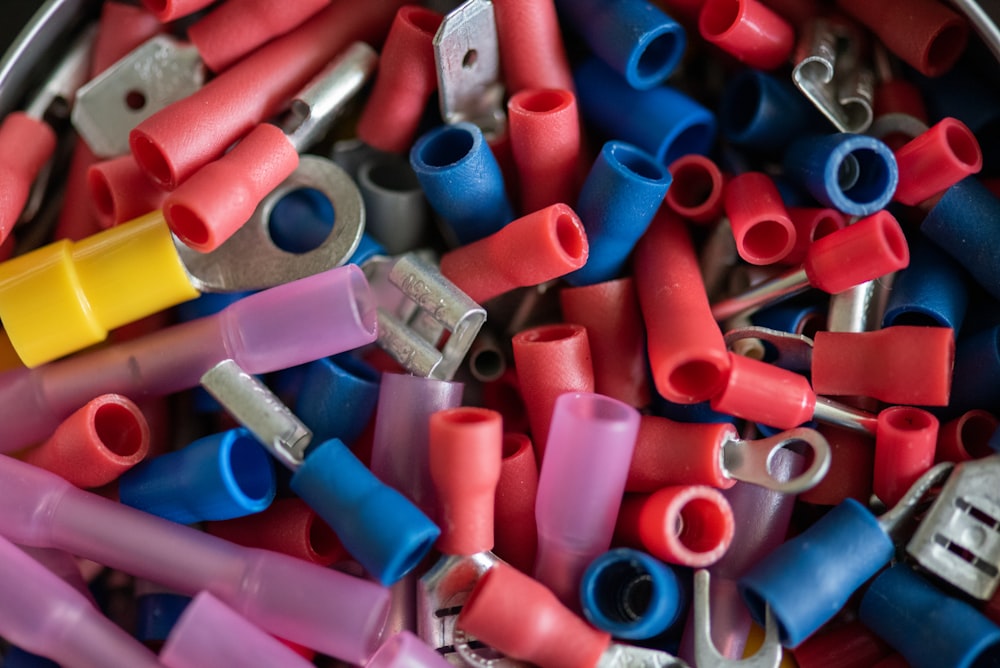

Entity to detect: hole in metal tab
[462,49,478,69]
[125,89,146,111]
[267,187,335,254]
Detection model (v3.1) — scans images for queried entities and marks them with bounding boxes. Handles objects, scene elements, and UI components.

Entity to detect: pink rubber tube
[723,171,796,265]
[507,88,581,214]
[634,210,731,403]
[23,394,150,489]
[0,454,390,663]
[893,118,983,206]
[511,323,595,456]
[837,0,969,77]
[874,406,939,507]
[559,277,651,409]
[187,0,329,73]
[493,432,539,574]
[665,154,726,225]
[936,410,999,463]
[0,112,56,244]
[615,486,735,568]
[130,0,400,190]
[493,0,574,93]
[161,592,316,668]
[784,207,847,266]
[87,155,168,228]
[534,392,640,605]
[140,0,215,22]
[356,6,444,154]
[439,203,588,303]
[711,352,816,429]
[164,123,299,252]
[699,0,795,70]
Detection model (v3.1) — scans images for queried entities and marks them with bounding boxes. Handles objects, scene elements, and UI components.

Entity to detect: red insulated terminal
[634,211,731,404]
[837,0,969,77]
[723,172,796,265]
[457,562,611,668]
[559,277,652,409]
[799,425,875,506]
[811,326,954,406]
[356,6,444,154]
[204,498,346,566]
[429,407,503,556]
[22,394,150,489]
[804,209,910,294]
[792,620,894,668]
[163,123,300,252]
[130,1,398,190]
[493,432,539,573]
[665,154,726,225]
[874,406,939,507]
[893,118,983,206]
[627,415,740,491]
[784,207,847,266]
[615,486,735,567]
[698,0,795,70]
[55,142,104,241]
[91,2,163,76]
[139,0,215,22]
[87,154,168,228]
[511,323,595,456]
[508,88,581,214]
[439,203,588,304]
[711,352,816,430]
[936,410,999,463]
[187,0,329,73]
[0,112,57,244]
[493,0,574,94]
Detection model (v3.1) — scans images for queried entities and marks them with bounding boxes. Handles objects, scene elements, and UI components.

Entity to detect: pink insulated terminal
[723,171,796,265]
[893,117,983,206]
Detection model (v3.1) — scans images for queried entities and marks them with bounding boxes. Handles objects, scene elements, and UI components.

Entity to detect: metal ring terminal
[723,326,814,372]
[722,427,831,494]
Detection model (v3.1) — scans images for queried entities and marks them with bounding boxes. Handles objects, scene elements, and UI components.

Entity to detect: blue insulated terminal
[118,428,277,525]
[859,563,1000,668]
[409,122,515,245]
[783,133,898,216]
[720,69,824,153]
[580,548,685,640]
[556,0,686,90]
[135,592,191,644]
[295,354,380,449]
[882,235,969,331]
[348,233,386,267]
[290,438,440,586]
[948,325,1000,414]
[567,140,672,286]
[574,57,716,166]
[921,177,1000,302]
[738,498,895,648]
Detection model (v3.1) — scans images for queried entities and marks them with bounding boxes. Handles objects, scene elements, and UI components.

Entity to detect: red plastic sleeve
[710,352,816,429]
[0,112,56,243]
[874,406,939,507]
[791,620,893,668]
[92,2,162,76]
[54,142,103,241]
[87,154,168,228]
[723,171,796,265]
[665,154,726,225]
[627,415,738,491]
[698,0,795,70]
[493,432,539,573]
[139,0,215,22]
[936,410,999,463]
[893,118,983,206]
[784,207,846,266]
[803,210,910,294]
[492,0,574,94]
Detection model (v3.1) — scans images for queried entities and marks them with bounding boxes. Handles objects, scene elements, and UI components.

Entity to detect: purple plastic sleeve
[0,454,390,664]
[370,372,464,522]
[0,264,377,452]
[367,631,453,668]
[160,591,315,668]
[533,392,641,604]
[0,534,161,668]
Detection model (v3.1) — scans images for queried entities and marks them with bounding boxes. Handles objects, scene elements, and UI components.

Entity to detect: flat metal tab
[71,34,204,157]
[722,428,831,494]
[177,155,364,292]
[598,644,689,668]
[693,571,781,668]
[433,0,505,137]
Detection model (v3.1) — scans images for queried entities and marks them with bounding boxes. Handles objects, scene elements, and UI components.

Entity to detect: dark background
[2,2,49,55]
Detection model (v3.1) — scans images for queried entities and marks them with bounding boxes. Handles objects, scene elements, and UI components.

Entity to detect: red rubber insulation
[22,394,150,489]
[723,171,796,265]
[804,210,910,294]
[140,0,215,22]
[492,0,574,94]
[665,154,726,225]
[698,0,795,71]
[893,118,983,206]
[87,154,169,228]
[164,123,300,252]
[493,432,539,574]
[634,210,731,404]
[936,410,999,463]
[559,276,652,409]
[783,207,847,266]
[130,0,401,190]
[439,203,588,304]
[187,0,330,73]
[356,6,444,154]
[626,415,739,492]
[0,112,56,244]
[711,352,816,430]
[791,620,894,668]
[874,406,939,507]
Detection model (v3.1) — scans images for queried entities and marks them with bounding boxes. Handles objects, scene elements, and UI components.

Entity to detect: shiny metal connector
[878,462,955,541]
[200,359,311,471]
[722,428,831,494]
[907,455,1000,600]
[792,17,874,134]
[597,644,689,668]
[72,35,204,157]
[693,571,781,668]
[723,326,814,373]
[365,252,486,380]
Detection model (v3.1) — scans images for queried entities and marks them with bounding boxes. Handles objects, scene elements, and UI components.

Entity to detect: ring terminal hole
[125,89,146,111]
[267,187,335,253]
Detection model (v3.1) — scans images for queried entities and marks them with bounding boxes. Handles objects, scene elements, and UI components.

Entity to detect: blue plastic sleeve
[118,428,276,525]
[948,325,1000,414]
[738,498,894,648]
[720,69,823,153]
[579,547,685,640]
[291,438,440,585]
[921,178,1000,302]
[751,300,826,336]
[409,122,514,245]
[859,563,1000,668]
[295,355,380,449]
[574,57,716,165]
[566,140,672,286]
[783,133,899,216]
[135,593,191,643]
[882,235,969,331]
[348,233,386,267]
[555,0,685,90]
[1,647,60,668]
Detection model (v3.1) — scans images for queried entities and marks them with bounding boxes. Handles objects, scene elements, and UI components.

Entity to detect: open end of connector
[945,120,983,169]
[667,158,721,215]
[675,496,732,555]
[608,142,668,183]
[554,211,588,262]
[470,346,505,382]
[699,0,741,39]
[224,434,277,511]
[590,559,654,624]
[511,89,573,115]
[954,411,999,459]
[86,168,117,221]
[873,211,909,267]
[130,131,175,189]
[94,400,148,461]
[924,21,969,77]
[402,5,445,36]
[166,203,211,249]
[668,359,728,403]
[417,126,476,168]
[840,148,892,208]
[632,27,683,88]
[740,218,794,264]
[306,513,342,564]
[515,322,583,345]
